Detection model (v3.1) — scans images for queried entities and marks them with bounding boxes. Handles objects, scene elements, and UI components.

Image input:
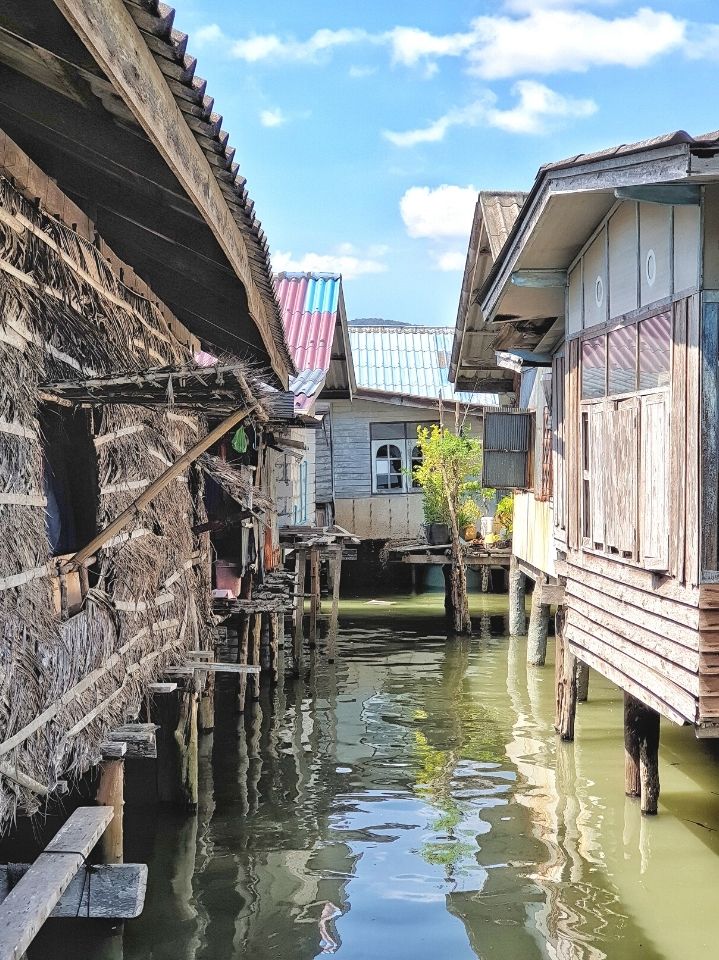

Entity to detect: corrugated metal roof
[276,272,348,412]
[349,325,496,404]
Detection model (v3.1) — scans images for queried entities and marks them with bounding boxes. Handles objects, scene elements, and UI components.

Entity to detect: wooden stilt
[508,554,526,635]
[309,547,320,648]
[527,581,550,666]
[442,564,454,618]
[624,692,660,814]
[576,661,590,702]
[155,688,198,810]
[250,613,262,700]
[198,673,215,734]
[236,575,252,714]
[293,549,306,674]
[96,759,124,864]
[269,613,280,683]
[260,612,271,672]
[328,546,342,664]
[554,607,577,741]
[481,566,490,593]
[277,612,285,649]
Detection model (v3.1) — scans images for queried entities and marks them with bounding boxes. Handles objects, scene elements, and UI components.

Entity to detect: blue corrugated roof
[349,325,497,404]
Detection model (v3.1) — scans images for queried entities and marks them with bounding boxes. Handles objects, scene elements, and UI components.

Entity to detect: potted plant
[422,484,450,545]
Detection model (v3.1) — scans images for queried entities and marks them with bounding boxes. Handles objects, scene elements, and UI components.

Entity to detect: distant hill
[350,317,409,327]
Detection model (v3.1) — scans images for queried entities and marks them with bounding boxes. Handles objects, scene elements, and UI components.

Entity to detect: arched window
[374,442,403,491]
[409,443,422,488]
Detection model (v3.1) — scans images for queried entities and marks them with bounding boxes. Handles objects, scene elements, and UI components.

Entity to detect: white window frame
[371,438,424,494]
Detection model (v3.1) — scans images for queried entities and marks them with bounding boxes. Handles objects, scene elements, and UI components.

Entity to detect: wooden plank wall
[563,293,706,726]
[565,552,700,725]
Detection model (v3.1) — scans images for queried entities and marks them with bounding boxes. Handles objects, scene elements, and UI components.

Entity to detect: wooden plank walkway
[0,806,112,960]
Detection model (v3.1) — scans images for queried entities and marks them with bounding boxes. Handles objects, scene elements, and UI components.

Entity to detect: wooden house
[451,129,719,812]
[274,272,354,528]
[0,0,295,837]
[328,322,492,541]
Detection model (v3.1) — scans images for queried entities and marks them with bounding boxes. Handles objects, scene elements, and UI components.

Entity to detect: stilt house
[0,0,294,828]
[451,130,719,738]
[327,322,493,541]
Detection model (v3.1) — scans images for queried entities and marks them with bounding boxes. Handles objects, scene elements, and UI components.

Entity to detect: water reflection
[26,595,719,960]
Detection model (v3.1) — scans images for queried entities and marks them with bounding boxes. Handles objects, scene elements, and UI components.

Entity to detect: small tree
[414,424,494,634]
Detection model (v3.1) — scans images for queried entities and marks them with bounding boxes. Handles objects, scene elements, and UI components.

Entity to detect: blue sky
[175,0,719,326]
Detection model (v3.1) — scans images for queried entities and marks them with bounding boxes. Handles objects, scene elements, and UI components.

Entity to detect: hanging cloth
[231,426,249,454]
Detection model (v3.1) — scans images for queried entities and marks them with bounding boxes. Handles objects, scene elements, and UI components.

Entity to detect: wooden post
[269,613,280,683]
[554,607,577,741]
[155,688,198,810]
[96,760,124,864]
[442,564,454,618]
[198,672,215,734]
[481,566,490,593]
[293,549,306,674]
[624,692,660,814]
[576,661,590,702]
[508,554,526,635]
[328,546,342,664]
[527,580,550,666]
[236,576,252,714]
[309,547,320,648]
[250,613,262,700]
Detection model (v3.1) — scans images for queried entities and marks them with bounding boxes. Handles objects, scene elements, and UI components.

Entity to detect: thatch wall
[0,166,213,828]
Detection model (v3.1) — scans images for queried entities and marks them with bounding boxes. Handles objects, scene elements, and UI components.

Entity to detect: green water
[30,593,719,959]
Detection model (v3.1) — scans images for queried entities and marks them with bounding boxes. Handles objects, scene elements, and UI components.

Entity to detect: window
[579,308,671,570]
[374,442,404,491]
[639,312,671,390]
[369,422,432,494]
[581,336,606,399]
[608,325,637,395]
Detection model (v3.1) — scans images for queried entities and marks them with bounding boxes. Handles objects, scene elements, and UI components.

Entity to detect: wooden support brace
[0,806,113,960]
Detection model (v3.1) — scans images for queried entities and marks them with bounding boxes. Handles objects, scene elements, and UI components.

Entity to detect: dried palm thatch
[198,453,274,514]
[0,173,251,828]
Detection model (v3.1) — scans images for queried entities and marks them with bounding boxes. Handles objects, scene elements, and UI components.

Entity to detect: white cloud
[225,7,691,78]
[231,28,371,63]
[434,251,467,271]
[194,23,224,45]
[487,80,597,134]
[385,82,595,145]
[260,108,286,128]
[384,99,491,147]
[400,185,477,240]
[465,8,685,78]
[273,249,387,280]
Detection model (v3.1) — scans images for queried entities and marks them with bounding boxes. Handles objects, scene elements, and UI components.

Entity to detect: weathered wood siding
[513,495,556,578]
[561,202,708,725]
[335,494,425,540]
[274,428,316,527]
[314,404,334,505]
[567,199,701,333]
[330,398,482,539]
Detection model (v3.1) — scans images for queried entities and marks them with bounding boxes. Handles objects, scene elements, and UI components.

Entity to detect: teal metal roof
[349,325,497,404]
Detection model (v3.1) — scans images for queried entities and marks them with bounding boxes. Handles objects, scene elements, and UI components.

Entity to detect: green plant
[496,495,514,535]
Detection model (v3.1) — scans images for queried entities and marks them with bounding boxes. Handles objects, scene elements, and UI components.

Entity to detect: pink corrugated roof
[275,273,341,375]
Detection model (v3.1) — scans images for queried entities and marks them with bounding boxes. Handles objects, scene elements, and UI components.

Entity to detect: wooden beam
[510,269,567,288]
[614,184,701,206]
[107,724,157,760]
[0,806,113,960]
[52,0,290,381]
[0,863,146,920]
[62,404,257,572]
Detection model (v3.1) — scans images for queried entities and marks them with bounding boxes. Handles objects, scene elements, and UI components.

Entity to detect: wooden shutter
[640,393,670,570]
[588,404,605,547]
[482,410,531,490]
[552,353,567,538]
[605,398,639,557]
